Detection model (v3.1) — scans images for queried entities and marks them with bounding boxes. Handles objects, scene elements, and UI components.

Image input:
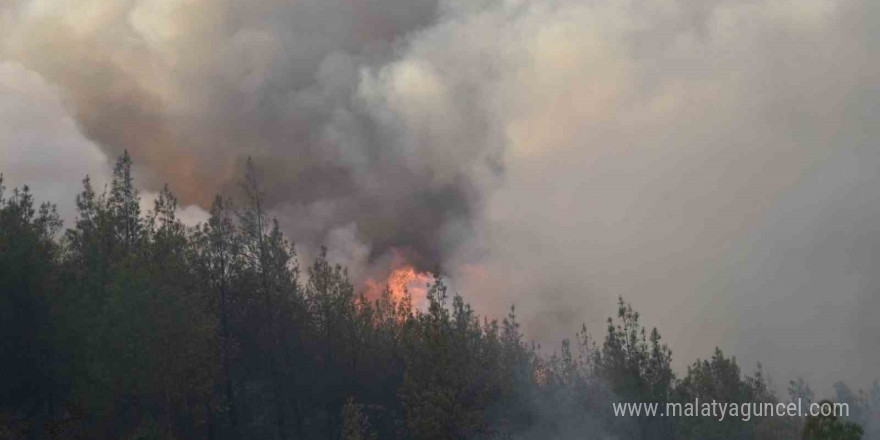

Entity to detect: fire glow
[365,264,434,307]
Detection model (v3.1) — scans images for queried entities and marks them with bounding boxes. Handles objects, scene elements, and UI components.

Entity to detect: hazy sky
[1,0,878,394]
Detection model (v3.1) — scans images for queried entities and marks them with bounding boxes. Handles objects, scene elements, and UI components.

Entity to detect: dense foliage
[1,153,875,440]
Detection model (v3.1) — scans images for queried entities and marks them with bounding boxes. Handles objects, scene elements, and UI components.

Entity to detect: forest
[1,152,877,440]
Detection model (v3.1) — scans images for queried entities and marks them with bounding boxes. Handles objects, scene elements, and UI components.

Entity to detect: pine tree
[0,178,63,438]
[194,195,244,439]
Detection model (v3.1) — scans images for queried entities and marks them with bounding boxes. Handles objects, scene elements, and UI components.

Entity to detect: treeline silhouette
[1,153,876,440]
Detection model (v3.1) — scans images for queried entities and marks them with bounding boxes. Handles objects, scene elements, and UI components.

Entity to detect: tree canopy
[0,155,872,440]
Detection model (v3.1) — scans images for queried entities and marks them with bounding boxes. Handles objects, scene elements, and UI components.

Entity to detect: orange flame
[365,264,433,306]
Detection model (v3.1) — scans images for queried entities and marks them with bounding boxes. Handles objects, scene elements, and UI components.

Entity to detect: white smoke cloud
[0,60,109,220]
[361,0,880,390]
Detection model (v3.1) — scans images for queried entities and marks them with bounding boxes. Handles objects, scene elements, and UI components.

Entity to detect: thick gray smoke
[2,0,878,392]
[0,0,477,274]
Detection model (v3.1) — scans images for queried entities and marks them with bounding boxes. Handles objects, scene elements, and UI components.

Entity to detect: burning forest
[2,0,880,438]
[1,153,877,439]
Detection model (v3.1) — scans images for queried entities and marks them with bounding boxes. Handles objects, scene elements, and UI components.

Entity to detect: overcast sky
[2,0,878,394]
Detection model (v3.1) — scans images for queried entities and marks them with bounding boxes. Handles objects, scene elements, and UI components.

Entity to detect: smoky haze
[1,0,878,392]
[1,0,476,273]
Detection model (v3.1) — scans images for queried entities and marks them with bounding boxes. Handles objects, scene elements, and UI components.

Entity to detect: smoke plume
[2,0,878,391]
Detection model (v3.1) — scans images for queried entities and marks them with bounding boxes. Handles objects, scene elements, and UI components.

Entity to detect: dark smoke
[0,0,479,271]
